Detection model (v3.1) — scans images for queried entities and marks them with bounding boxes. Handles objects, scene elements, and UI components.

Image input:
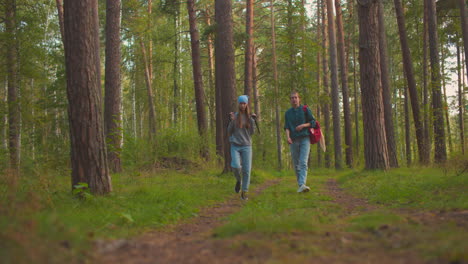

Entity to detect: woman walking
[228,95,257,200]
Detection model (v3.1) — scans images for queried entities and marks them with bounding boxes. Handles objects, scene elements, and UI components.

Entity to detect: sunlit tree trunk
[6,0,20,172]
[271,0,282,170]
[458,0,468,82]
[244,0,254,98]
[441,46,452,154]
[426,0,447,163]
[335,0,352,167]
[140,40,157,139]
[394,0,428,164]
[215,0,237,172]
[326,0,343,169]
[358,0,389,170]
[55,0,65,42]
[378,0,398,168]
[173,4,180,124]
[64,0,112,194]
[252,47,260,119]
[104,0,122,173]
[187,0,208,158]
[457,44,465,154]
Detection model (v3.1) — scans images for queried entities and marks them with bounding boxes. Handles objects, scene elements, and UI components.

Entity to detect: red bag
[303,105,322,144]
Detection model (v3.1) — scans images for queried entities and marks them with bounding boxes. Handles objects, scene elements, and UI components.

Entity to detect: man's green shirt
[284,105,316,140]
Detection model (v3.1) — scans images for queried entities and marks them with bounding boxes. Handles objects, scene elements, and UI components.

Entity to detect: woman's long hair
[236,104,251,129]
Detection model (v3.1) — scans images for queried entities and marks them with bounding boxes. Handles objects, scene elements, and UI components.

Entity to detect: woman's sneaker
[235,181,241,193]
[241,191,248,200]
[297,184,310,193]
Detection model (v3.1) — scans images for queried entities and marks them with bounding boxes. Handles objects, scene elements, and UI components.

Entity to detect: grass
[214,172,338,238]
[0,167,271,264]
[337,167,468,209]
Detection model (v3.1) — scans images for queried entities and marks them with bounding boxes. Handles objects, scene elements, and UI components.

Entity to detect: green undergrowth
[338,167,468,209]
[0,167,272,264]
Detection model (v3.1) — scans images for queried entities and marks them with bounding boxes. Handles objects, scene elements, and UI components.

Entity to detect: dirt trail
[96,179,280,264]
[96,178,467,264]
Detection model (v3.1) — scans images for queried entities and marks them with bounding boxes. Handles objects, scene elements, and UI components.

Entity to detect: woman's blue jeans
[290,136,310,187]
[230,144,252,192]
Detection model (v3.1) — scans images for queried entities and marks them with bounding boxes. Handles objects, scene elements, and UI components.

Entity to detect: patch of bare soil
[95,179,281,264]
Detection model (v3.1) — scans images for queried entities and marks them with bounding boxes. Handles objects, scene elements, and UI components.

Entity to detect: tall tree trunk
[423,2,431,159]
[353,33,360,157]
[244,0,254,98]
[404,83,411,166]
[321,0,331,168]
[326,0,343,169]
[394,0,429,164]
[64,0,112,194]
[204,10,220,156]
[104,0,122,173]
[458,0,468,82]
[173,5,180,124]
[457,44,465,154]
[426,0,447,163]
[316,0,322,167]
[215,0,237,173]
[335,0,353,167]
[187,0,208,158]
[441,46,453,153]
[358,0,390,170]
[2,80,7,151]
[252,47,260,119]
[271,0,282,170]
[287,0,296,91]
[140,40,157,139]
[378,0,398,168]
[6,0,20,172]
[55,0,65,43]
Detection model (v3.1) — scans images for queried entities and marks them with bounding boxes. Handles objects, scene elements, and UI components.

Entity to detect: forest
[1,0,467,263]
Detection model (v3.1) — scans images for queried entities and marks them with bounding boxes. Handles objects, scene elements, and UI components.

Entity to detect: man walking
[284,91,317,193]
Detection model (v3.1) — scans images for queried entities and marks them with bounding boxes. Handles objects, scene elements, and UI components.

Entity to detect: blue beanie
[238,95,249,104]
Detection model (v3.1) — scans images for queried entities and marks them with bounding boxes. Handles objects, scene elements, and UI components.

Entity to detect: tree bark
[404,83,411,166]
[55,0,65,43]
[457,44,465,154]
[215,0,237,172]
[2,80,7,151]
[441,45,453,153]
[187,0,208,158]
[394,0,429,164]
[140,40,157,139]
[316,0,322,167]
[458,0,468,83]
[326,0,343,169]
[104,0,122,173]
[378,0,398,168]
[358,0,390,170]
[321,0,331,168]
[426,0,447,163]
[271,0,282,170]
[6,0,20,172]
[64,0,112,194]
[244,0,254,98]
[252,47,260,119]
[335,0,353,167]
[423,2,431,159]
[173,5,180,124]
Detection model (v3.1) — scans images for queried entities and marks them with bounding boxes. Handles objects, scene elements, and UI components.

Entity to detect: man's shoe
[297,184,310,193]
[241,191,248,200]
[235,181,241,193]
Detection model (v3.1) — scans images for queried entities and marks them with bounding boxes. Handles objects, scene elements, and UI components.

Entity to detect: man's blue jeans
[231,144,252,192]
[290,136,310,187]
